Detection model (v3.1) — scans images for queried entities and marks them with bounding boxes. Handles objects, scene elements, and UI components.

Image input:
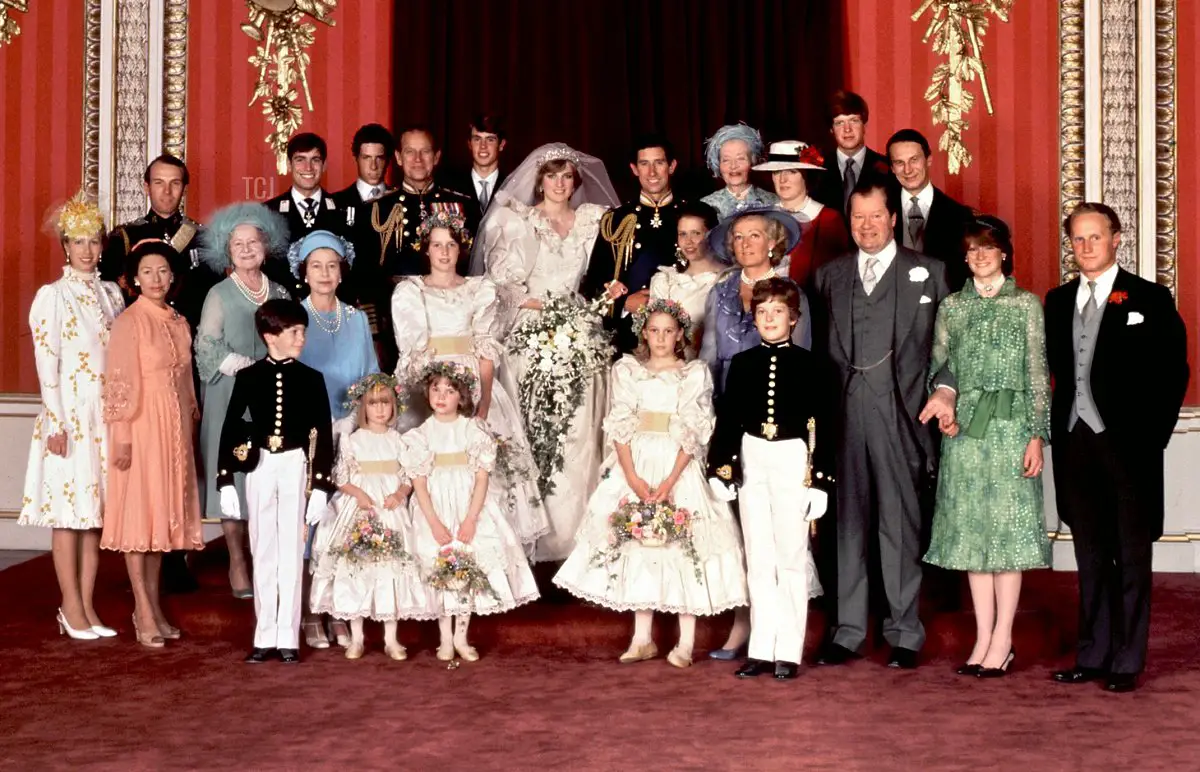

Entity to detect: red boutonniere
[1109,291,1129,305]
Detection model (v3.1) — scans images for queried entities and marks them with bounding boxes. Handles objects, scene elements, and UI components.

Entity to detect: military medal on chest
[649,208,663,229]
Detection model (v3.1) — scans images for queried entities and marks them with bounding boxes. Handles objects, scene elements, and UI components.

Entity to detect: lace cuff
[471,334,505,364]
[195,333,234,384]
[467,419,497,473]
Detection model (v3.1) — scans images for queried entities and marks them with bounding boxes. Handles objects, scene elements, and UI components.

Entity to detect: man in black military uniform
[263,132,354,297]
[360,125,479,370]
[581,134,684,352]
[100,154,217,332]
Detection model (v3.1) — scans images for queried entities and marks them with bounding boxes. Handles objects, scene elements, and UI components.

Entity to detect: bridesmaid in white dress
[474,143,620,562]
[647,201,726,353]
[20,195,124,639]
[391,212,549,547]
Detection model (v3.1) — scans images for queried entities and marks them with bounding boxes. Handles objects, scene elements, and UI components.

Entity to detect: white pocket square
[919,295,932,304]
[1127,312,1144,325]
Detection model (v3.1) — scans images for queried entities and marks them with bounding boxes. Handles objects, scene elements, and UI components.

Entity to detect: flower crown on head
[533,145,581,169]
[416,211,472,250]
[632,297,694,341]
[415,360,478,396]
[56,192,106,240]
[343,372,407,412]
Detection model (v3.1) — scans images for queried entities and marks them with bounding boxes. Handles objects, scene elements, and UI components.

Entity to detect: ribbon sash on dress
[964,388,1016,440]
[433,452,469,467]
[637,412,672,433]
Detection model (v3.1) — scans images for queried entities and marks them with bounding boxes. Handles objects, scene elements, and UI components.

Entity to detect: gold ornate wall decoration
[1058,0,1085,282]
[242,0,338,173]
[913,0,1013,174]
[162,0,189,161]
[1155,0,1177,296]
[0,0,29,49]
[83,0,101,202]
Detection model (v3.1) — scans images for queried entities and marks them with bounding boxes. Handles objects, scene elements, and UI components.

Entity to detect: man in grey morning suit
[810,179,956,669]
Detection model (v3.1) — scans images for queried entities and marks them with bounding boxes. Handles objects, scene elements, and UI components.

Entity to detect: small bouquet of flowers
[334,511,410,563]
[507,293,613,498]
[591,497,702,582]
[427,542,499,602]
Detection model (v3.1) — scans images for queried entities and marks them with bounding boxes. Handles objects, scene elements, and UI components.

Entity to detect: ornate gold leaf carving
[1155,0,1177,296]
[913,0,1013,175]
[1059,0,1085,282]
[163,0,189,162]
[243,0,337,173]
[0,0,29,50]
[83,0,101,202]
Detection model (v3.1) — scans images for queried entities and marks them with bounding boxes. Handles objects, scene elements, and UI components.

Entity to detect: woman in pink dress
[102,240,204,648]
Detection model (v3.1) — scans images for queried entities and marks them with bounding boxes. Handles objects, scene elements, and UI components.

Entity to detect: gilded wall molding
[162,0,188,161]
[1100,0,1139,272]
[113,0,151,225]
[1059,0,1085,281]
[0,0,29,50]
[83,0,102,201]
[1155,0,1177,295]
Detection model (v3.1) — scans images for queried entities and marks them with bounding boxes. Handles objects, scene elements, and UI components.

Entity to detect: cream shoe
[619,641,658,664]
[667,647,693,668]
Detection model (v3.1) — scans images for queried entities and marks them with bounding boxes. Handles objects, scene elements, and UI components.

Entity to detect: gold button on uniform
[770,355,777,362]
[767,399,774,405]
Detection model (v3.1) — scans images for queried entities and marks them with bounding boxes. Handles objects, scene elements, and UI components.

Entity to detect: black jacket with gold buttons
[216,358,335,495]
[707,340,832,488]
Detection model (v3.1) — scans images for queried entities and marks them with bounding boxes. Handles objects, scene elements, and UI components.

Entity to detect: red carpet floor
[1,547,1199,770]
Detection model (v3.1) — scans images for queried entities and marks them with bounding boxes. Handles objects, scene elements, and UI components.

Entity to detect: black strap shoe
[734,659,774,678]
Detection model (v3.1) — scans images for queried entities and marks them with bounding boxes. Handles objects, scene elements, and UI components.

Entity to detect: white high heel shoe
[57,608,99,640]
[89,624,118,638]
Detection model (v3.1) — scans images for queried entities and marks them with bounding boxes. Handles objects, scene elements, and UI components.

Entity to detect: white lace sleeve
[670,361,715,458]
[399,426,434,479]
[602,357,641,446]
[482,205,538,333]
[333,433,360,487]
[466,418,497,473]
[469,278,505,362]
[390,279,432,380]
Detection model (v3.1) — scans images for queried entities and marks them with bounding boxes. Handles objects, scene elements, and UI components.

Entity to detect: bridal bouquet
[428,543,499,602]
[591,498,702,582]
[334,511,410,564]
[507,293,613,497]
[493,432,540,508]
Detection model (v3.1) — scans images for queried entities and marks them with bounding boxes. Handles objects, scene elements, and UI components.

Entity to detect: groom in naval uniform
[810,177,956,669]
[581,133,684,353]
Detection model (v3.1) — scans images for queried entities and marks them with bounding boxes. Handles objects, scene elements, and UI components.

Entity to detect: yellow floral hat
[55,192,105,240]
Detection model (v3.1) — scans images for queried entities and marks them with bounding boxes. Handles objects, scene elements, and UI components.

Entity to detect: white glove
[708,477,737,502]
[802,487,829,522]
[219,486,242,519]
[218,353,256,377]
[305,490,332,526]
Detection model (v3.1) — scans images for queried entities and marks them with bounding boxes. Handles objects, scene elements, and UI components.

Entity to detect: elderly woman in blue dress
[700,124,780,219]
[698,206,816,660]
[195,203,291,598]
[291,229,380,648]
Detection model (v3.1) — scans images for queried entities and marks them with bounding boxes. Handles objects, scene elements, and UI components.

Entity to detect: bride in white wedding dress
[473,143,620,562]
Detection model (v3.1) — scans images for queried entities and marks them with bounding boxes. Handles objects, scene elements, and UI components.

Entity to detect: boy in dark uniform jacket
[217,299,335,664]
[709,278,830,681]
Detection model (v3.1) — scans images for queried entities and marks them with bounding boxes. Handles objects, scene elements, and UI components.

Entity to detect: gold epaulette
[599,210,638,281]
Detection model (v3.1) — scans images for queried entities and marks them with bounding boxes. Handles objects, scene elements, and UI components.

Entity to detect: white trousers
[739,434,811,664]
[246,449,307,650]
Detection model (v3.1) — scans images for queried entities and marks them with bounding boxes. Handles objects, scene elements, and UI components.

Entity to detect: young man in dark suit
[886,129,974,292]
[441,114,509,214]
[332,123,395,210]
[1046,202,1189,693]
[812,90,894,219]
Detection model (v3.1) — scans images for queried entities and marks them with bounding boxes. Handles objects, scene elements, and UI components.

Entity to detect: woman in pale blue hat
[700,124,780,219]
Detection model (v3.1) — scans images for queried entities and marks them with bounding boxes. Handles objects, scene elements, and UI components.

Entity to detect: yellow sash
[429,336,471,356]
[638,412,672,433]
[433,452,469,467]
[358,460,400,475]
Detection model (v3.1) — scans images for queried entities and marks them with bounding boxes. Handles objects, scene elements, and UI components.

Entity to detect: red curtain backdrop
[1176,1,1199,403]
[0,0,85,394]
[185,1,395,222]
[841,0,1062,302]
[390,0,847,200]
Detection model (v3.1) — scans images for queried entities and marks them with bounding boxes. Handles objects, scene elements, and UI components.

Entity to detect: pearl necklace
[305,297,343,335]
[740,267,777,286]
[231,272,269,306]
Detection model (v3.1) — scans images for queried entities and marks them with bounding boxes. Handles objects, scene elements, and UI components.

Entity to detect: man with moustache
[886,128,974,291]
[1046,203,1188,693]
[264,132,351,295]
[362,126,478,369]
[810,178,957,670]
[442,114,508,214]
[581,133,684,352]
[812,91,895,219]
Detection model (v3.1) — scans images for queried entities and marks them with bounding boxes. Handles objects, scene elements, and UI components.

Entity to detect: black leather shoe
[887,647,919,669]
[1105,673,1138,693]
[244,647,276,664]
[1052,666,1106,684]
[734,659,774,678]
[814,643,860,666]
[774,661,801,680]
[976,649,1016,679]
[279,648,300,664]
[956,663,983,676]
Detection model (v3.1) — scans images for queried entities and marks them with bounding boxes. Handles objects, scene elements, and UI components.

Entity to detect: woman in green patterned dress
[923,215,1051,678]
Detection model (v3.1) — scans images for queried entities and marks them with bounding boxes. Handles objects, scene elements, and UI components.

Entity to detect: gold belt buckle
[761,422,778,441]
[268,434,283,452]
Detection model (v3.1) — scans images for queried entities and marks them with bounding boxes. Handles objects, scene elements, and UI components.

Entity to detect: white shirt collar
[291,187,323,209]
[471,168,500,188]
[902,182,935,219]
[797,197,824,220]
[837,147,868,175]
[1076,262,1121,312]
[857,239,898,279]
[355,179,385,201]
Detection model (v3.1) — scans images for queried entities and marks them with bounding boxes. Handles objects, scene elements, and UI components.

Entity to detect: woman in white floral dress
[474,143,620,562]
[20,195,125,639]
[392,213,549,547]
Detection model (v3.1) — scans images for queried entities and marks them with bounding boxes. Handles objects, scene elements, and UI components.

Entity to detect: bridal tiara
[533,146,581,168]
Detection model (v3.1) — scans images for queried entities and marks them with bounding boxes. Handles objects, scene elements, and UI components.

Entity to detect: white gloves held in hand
[219,486,241,519]
[305,490,333,526]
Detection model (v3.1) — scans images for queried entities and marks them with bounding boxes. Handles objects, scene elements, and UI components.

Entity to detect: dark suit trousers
[1056,423,1153,674]
[834,389,926,652]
